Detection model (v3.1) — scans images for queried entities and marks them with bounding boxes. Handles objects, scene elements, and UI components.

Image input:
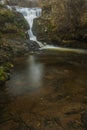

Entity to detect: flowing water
[15,6,87,54]
[1,4,87,130]
[15,7,44,47]
[0,51,87,130]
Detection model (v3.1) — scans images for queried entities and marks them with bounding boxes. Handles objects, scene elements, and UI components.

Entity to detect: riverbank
[0,4,29,85]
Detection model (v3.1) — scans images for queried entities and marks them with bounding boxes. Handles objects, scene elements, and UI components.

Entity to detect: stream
[0,51,87,130]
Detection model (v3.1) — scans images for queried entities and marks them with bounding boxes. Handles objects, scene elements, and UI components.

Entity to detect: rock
[36,0,87,46]
[81,112,87,130]
[28,41,40,51]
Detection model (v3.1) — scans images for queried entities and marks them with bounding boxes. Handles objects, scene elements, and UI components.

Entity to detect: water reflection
[29,55,44,87]
[6,55,44,96]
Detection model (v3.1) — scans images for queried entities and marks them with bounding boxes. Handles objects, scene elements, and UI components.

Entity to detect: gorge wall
[36,0,87,46]
[0,4,29,84]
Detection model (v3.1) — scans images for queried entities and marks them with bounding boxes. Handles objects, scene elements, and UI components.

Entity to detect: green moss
[0,7,29,39]
[0,62,13,85]
[0,66,7,84]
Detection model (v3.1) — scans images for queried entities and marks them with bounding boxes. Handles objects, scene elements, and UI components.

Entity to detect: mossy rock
[0,6,29,39]
[0,62,13,85]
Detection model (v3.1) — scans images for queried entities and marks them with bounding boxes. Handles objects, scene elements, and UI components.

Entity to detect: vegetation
[0,62,13,85]
[38,0,87,43]
[5,0,39,7]
[0,6,29,38]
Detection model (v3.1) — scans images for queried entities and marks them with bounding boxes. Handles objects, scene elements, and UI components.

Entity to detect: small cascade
[15,7,44,47]
[6,5,87,54]
[40,45,87,54]
[6,5,12,10]
[16,6,86,54]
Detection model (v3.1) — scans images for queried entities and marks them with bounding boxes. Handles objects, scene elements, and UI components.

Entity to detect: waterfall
[6,5,87,54]
[15,7,44,47]
[14,7,87,54]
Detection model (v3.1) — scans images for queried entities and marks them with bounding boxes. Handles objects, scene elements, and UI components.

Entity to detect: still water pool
[0,51,87,130]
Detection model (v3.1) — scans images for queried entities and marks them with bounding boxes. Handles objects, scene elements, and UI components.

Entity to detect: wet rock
[28,41,40,51]
[81,112,87,130]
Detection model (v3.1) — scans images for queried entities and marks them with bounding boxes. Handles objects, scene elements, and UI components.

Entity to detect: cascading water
[15,7,44,47]
[40,45,87,54]
[15,7,87,54]
[6,5,87,54]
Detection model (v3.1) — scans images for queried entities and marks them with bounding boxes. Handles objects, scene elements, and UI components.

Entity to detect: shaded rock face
[36,0,87,45]
[27,41,40,51]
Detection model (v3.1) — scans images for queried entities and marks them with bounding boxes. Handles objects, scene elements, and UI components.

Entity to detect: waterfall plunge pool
[0,52,87,130]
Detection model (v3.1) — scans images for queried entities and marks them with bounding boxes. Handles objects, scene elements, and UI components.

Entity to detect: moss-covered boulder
[0,5,29,38]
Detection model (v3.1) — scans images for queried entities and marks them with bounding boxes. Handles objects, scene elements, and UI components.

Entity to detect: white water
[40,45,87,54]
[15,7,87,54]
[15,7,44,47]
[29,55,44,87]
[6,5,87,54]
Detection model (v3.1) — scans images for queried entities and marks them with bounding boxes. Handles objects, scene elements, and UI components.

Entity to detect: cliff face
[36,0,87,44]
[0,4,29,85]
